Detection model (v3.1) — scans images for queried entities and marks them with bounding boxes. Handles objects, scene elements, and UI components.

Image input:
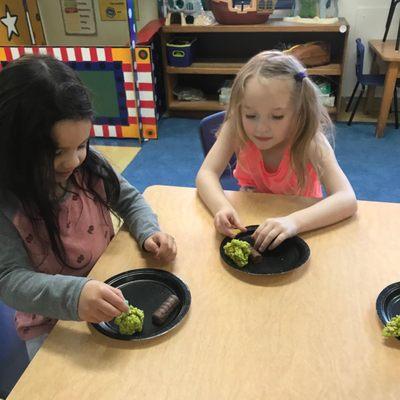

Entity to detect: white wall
[339,0,400,96]
[136,0,158,31]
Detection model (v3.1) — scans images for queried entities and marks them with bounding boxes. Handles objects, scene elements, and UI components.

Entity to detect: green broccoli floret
[382,315,400,338]
[223,239,251,268]
[114,305,144,335]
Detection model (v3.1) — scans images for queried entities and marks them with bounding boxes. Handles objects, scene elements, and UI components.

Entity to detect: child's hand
[143,232,177,263]
[214,207,247,238]
[253,216,298,251]
[239,186,256,192]
[78,280,129,323]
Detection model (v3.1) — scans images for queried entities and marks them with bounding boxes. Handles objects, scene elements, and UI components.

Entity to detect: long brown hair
[225,50,333,191]
[0,54,121,266]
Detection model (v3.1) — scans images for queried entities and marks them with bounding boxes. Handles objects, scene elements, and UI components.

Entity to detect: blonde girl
[196,50,357,251]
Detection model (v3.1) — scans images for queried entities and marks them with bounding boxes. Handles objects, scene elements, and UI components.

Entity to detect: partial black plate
[220,225,310,275]
[92,268,191,341]
[376,282,400,339]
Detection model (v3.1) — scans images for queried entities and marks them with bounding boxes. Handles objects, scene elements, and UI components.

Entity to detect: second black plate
[92,268,191,341]
[220,225,310,275]
[376,282,400,339]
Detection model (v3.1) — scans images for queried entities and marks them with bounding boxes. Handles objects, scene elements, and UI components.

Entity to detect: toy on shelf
[283,41,331,67]
[165,0,205,25]
[293,0,319,18]
[210,0,277,25]
[286,0,339,23]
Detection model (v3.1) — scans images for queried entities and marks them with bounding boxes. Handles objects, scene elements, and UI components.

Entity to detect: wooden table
[368,40,400,137]
[8,186,400,400]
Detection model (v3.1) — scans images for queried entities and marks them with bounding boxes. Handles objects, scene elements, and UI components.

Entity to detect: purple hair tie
[294,70,308,82]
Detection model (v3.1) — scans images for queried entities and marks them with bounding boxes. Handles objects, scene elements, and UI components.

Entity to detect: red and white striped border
[3,46,117,62]
[1,47,139,138]
[135,62,156,126]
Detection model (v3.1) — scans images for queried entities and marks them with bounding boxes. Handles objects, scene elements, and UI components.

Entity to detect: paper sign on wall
[60,0,96,35]
[99,0,128,21]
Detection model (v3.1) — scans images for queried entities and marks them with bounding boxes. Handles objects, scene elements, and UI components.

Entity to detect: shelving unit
[161,18,349,118]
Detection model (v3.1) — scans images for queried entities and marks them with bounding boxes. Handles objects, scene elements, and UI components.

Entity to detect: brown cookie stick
[249,247,263,263]
[152,294,180,326]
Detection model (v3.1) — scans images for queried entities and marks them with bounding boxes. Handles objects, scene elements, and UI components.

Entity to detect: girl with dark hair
[0,55,176,359]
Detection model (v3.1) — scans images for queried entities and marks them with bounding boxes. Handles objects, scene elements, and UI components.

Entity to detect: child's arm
[196,120,247,237]
[111,175,176,262]
[253,139,357,251]
[0,211,128,322]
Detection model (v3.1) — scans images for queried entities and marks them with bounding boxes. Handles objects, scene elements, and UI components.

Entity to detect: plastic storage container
[166,38,196,67]
[292,0,339,18]
[292,0,319,18]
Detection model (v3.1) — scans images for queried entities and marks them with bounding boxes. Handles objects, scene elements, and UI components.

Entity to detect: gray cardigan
[0,173,159,321]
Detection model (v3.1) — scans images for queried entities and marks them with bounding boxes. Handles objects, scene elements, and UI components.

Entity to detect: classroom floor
[92,112,400,203]
[336,97,399,124]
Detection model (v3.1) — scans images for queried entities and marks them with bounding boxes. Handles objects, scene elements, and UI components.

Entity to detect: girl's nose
[64,152,81,170]
[257,121,270,134]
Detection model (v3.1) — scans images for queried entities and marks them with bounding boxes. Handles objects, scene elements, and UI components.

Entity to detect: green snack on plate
[114,305,144,335]
[382,315,400,338]
[223,239,251,268]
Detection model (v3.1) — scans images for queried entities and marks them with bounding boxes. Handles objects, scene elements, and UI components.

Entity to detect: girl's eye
[55,150,62,157]
[245,115,256,119]
[272,115,284,120]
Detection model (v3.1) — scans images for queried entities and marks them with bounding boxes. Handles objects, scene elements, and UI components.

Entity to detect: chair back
[199,111,236,171]
[199,111,239,190]
[355,38,365,80]
[0,301,28,396]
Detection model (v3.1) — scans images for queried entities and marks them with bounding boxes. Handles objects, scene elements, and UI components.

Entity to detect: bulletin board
[0,0,45,45]
[0,46,140,138]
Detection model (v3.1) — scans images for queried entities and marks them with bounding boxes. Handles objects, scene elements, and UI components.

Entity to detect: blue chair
[199,111,239,190]
[346,38,399,127]
[0,301,29,398]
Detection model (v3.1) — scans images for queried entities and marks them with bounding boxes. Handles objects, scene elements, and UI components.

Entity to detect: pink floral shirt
[13,173,114,340]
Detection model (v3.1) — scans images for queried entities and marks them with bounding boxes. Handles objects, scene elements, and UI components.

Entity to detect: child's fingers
[109,287,129,311]
[268,232,287,250]
[228,214,246,232]
[156,236,177,262]
[103,286,130,313]
[234,221,247,232]
[97,300,124,320]
[144,237,159,254]
[216,220,235,237]
[258,230,279,252]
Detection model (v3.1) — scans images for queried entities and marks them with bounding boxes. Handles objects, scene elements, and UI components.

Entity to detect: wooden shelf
[163,18,348,33]
[162,18,348,118]
[170,100,225,111]
[170,99,337,115]
[167,62,341,76]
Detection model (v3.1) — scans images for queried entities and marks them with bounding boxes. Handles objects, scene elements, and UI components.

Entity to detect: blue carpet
[334,122,400,202]
[95,118,400,203]
[121,118,205,193]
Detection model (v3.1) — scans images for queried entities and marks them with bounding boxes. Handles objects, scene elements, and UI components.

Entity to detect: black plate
[92,268,191,341]
[220,225,310,275]
[376,282,400,338]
